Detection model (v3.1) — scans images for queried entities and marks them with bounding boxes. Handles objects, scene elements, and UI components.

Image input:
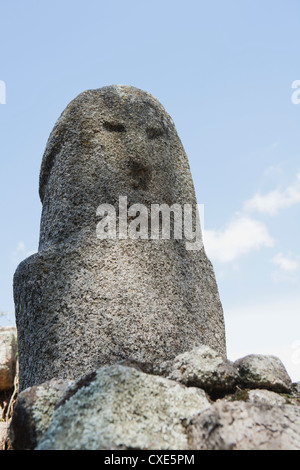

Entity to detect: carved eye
[146,126,164,139]
[103,121,126,133]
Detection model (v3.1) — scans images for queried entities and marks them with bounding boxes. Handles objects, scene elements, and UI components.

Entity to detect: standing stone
[13,85,226,391]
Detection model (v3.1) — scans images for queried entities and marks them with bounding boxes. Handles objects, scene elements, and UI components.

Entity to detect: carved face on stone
[38,85,195,247]
[14,85,226,392]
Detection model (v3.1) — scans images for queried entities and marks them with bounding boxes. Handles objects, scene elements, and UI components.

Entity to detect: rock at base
[36,365,211,450]
[158,345,238,394]
[234,354,293,393]
[9,378,74,450]
[188,401,300,450]
[8,345,299,451]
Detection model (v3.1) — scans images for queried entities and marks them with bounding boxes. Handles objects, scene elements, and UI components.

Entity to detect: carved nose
[128,155,152,189]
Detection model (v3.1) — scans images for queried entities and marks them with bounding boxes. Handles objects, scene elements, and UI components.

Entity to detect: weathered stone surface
[224,388,293,406]
[9,378,74,450]
[246,389,291,406]
[157,346,238,394]
[188,401,300,450]
[234,354,292,393]
[8,354,299,451]
[0,422,9,450]
[36,365,211,450]
[0,327,17,391]
[13,85,226,391]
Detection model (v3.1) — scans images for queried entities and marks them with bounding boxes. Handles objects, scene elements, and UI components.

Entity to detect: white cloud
[12,241,26,261]
[272,253,299,272]
[271,253,299,284]
[264,161,285,176]
[225,296,300,381]
[12,241,35,265]
[204,171,300,266]
[271,270,298,284]
[243,173,300,215]
[204,216,274,263]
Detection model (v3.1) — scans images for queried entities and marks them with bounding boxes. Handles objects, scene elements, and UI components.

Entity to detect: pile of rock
[9,346,300,450]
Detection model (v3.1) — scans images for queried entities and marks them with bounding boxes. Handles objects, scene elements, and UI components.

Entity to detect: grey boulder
[9,378,74,450]
[188,401,300,450]
[36,365,211,450]
[158,345,238,395]
[234,354,293,393]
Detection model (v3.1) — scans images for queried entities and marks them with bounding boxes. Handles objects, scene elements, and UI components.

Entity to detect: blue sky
[0,0,300,380]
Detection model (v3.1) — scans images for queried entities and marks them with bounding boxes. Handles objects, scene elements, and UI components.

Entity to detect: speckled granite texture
[14,85,226,391]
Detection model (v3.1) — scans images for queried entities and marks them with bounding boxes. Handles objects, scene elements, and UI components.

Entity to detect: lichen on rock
[36,365,211,450]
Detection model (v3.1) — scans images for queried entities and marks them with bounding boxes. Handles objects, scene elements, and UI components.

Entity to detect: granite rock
[246,389,290,406]
[8,352,300,451]
[157,345,238,395]
[14,85,226,391]
[188,401,300,450]
[224,387,296,406]
[9,378,74,450]
[234,354,292,393]
[36,365,211,450]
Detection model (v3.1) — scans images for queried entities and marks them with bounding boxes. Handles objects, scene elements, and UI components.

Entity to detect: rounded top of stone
[39,85,176,202]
